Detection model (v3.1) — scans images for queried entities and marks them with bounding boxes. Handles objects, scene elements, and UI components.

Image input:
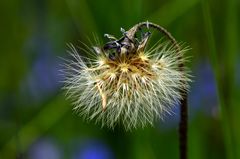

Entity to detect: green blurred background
[0,0,239,158]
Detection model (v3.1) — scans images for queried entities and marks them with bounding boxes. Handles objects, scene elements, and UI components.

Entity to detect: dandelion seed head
[62,22,191,130]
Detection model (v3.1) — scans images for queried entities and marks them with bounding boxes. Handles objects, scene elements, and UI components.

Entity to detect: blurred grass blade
[224,0,239,158]
[65,0,98,36]
[0,95,70,159]
[148,0,200,26]
[201,0,236,158]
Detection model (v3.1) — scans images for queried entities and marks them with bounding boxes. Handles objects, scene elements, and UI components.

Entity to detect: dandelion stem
[179,95,188,159]
[136,22,189,159]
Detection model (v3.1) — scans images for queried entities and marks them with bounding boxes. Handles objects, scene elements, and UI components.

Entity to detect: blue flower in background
[28,138,62,159]
[20,53,62,103]
[159,60,219,130]
[73,139,114,159]
[189,60,218,117]
[158,103,180,130]
[20,30,64,103]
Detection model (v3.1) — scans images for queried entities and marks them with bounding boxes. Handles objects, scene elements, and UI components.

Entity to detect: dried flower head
[62,22,191,130]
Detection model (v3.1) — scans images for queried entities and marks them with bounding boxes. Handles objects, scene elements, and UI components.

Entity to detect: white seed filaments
[62,22,191,130]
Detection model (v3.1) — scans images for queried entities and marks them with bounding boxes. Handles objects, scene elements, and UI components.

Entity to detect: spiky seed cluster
[62,23,190,130]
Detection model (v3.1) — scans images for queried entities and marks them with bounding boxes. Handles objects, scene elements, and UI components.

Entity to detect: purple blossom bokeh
[28,138,62,159]
[73,139,114,159]
[159,60,219,129]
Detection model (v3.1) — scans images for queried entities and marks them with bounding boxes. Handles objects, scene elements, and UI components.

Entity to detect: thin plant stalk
[179,96,188,159]
[138,22,188,159]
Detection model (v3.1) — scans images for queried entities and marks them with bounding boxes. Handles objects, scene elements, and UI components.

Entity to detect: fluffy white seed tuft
[62,41,191,130]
